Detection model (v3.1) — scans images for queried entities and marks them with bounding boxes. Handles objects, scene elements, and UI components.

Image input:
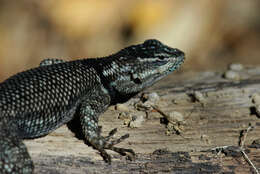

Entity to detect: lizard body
[0,39,185,173]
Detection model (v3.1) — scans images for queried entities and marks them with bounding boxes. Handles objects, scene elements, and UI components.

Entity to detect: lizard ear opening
[130,72,142,84]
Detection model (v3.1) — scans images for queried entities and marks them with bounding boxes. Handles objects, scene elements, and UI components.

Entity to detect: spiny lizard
[0,39,185,173]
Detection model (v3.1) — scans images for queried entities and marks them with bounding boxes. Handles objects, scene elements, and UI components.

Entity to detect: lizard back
[0,60,100,138]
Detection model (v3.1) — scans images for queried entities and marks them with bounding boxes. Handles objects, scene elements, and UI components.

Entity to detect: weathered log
[25,66,260,173]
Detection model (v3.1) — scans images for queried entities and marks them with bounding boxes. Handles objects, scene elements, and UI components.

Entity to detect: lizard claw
[103,128,135,161]
[90,128,135,163]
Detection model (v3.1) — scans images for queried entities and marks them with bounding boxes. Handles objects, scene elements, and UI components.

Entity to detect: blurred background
[0,0,259,81]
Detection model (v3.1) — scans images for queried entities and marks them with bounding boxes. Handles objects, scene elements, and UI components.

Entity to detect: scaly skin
[0,39,185,173]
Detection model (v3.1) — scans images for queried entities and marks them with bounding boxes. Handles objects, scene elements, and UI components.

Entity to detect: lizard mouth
[169,54,185,72]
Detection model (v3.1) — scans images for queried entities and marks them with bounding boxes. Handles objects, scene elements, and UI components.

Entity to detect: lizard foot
[90,128,135,164]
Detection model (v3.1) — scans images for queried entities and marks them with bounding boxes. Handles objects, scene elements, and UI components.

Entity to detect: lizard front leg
[79,86,135,163]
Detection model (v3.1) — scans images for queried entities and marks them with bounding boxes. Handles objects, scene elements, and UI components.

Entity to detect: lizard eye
[158,56,165,60]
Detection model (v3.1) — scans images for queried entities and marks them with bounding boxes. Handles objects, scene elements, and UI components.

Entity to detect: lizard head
[103,39,185,95]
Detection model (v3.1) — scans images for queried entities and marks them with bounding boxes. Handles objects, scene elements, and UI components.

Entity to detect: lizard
[0,39,185,173]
